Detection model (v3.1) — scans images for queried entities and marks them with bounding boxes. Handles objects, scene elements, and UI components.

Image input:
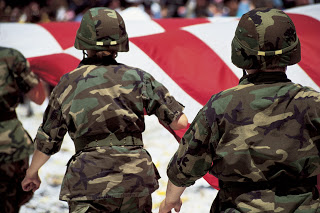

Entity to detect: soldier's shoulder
[293,83,320,100]
[0,46,22,57]
[298,84,320,93]
[211,84,254,99]
[114,63,151,78]
[118,63,146,73]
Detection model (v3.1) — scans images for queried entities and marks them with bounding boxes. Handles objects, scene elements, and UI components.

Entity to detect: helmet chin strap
[242,69,247,77]
[83,50,88,59]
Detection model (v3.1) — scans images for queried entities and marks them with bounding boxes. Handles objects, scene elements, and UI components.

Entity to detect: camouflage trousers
[0,157,33,213]
[68,195,152,213]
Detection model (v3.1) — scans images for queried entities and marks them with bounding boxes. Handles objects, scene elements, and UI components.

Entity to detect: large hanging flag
[1,4,319,189]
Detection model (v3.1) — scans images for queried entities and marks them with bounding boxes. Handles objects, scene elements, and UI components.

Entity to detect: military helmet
[74,7,129,52]
[231,8,301,70]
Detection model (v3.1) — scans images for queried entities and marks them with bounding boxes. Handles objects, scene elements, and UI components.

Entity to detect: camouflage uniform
[68,195,152,212]
[0,47,39,212]
[166,8,319,212]
[34,56,184,207]
[167,73,320,212]
[33,7,183,212]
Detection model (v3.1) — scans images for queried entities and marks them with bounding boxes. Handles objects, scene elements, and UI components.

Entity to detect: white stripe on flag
[287,64,320,91]
[285,4,320,21]
[63,46,83,60]
[126,20,165,38]
[183,21,243,79]
[118,42,203,120]
[0,23,63,58]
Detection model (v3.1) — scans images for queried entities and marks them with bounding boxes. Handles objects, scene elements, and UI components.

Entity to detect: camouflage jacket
[34,56,184,201]
[0,47,39,163]
[167,72,320,212]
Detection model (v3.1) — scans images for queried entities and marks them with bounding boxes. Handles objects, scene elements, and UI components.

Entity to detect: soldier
[21,7,188,213]
[159,8,320,213]
[0,46,46,213]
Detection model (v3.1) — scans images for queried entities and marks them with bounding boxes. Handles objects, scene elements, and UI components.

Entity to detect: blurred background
[1,0,319,23]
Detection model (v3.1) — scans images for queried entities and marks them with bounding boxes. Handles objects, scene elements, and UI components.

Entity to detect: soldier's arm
[159,180,185,213]
[22,149,50,192]
[168,107,213,183]
[169,113,188,130]
[143,72,185,128]
[10,48,47,104]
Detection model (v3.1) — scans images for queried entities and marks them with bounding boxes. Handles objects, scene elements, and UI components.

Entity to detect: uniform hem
[59,189,158,201]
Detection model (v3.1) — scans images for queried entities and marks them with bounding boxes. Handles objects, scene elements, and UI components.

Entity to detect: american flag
[1,4,319,189]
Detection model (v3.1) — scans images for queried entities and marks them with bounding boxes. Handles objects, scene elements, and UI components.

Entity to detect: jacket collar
[239,72,291,85]
[78,56,119,67]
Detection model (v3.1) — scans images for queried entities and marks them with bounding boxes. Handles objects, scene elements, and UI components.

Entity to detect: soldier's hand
[21,170,41,192]
[159,198,182,213]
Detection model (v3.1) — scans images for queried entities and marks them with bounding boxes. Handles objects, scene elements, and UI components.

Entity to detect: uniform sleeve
[10,48,39,93]
[34,90,67,155]
[167,105,215,187]
[143,73,184,126]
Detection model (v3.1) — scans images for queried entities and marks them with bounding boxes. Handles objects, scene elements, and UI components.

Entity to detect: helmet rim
[231,7,301,70]
[74,7,129,52]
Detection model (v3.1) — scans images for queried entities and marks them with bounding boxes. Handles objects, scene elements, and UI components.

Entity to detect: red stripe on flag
[153,18,210,31]
[174,124,190,139]
[39,22,80,50]
[204,173,219,189]
[29,53,80,86]
[130,30,239,106]
[288,13,320,87]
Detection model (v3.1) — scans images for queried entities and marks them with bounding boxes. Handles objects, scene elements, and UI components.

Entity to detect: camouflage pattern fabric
[167,72,320,212]
[0,46,38,163]
[0,119,34,163]
[34,56,184,201]
[60,146,160,201]
[231,8,301,70]
[74,7,129,52]
[0,157,34,213]
[68,194,152,212]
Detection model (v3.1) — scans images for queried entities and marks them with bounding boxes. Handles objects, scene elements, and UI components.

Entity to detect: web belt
[74,132,143,153]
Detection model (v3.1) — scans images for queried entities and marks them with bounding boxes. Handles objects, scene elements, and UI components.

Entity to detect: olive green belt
[74,132,143,153]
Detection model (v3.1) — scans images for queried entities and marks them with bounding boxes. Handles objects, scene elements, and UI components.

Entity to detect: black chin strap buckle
[82,50,88,59]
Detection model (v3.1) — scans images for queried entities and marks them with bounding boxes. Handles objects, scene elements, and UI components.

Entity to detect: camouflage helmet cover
[74,7,129,52]
[231,8,301,70]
